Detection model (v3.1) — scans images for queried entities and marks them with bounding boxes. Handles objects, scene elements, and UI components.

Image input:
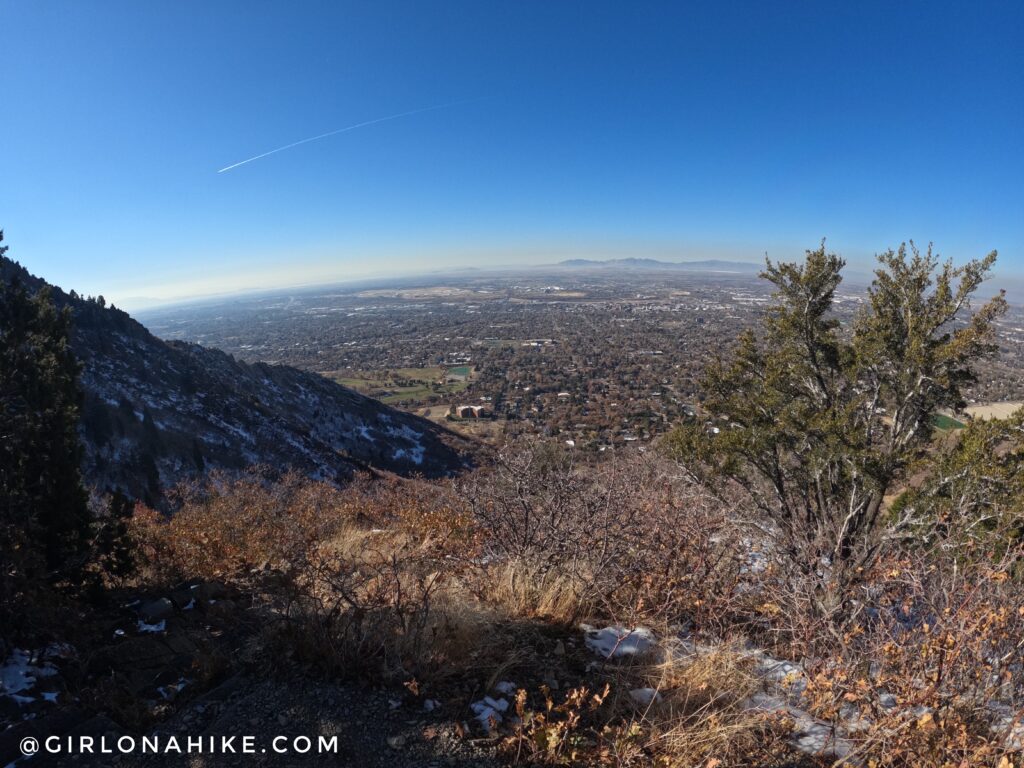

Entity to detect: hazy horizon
[9,243,1024,315]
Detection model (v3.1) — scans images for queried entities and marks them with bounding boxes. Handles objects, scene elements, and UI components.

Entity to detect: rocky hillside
[0,256,474,502]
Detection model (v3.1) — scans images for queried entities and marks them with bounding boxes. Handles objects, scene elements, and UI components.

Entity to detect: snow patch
[392,446,425,465]
[469,682,519,731]
[386,423,423,442]
[157,678,189,700]
[1,649,57,696]
[470,696,509,731]
[582,625,656,659]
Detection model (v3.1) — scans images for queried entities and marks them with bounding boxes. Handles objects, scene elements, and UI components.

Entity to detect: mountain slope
[0,256,473,502]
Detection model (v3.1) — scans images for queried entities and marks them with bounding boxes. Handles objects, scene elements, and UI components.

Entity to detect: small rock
[169,589,195,611]
[138,598,174,622]
[136,619,166,634]
[386,735,406,749]
[42,643,75,661]
[553,640,566,656]
[629,688,663,707]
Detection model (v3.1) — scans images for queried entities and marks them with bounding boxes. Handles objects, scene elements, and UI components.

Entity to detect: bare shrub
[795,542,1024,766]
[463,442,746,628]
[129,470,490,682]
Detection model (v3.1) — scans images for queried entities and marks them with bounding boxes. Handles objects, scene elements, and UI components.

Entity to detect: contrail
[217,99,473,173]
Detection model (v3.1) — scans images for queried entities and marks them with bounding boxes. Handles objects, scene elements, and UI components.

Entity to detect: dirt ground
[963,401,1024,420]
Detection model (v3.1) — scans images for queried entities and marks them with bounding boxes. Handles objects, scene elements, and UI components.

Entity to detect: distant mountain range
[1,256,474,504]
[554,257,762,272]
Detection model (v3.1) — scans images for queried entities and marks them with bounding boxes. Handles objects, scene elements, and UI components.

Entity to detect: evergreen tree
[0,231,91,600]
[897,407,1024,552]
[668,242,1006,619]
[93,491,136,580]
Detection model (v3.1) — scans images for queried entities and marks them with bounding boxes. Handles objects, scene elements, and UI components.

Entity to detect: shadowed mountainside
[0,256,474,503]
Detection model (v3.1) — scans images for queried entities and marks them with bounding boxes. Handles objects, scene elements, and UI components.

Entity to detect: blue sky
[2,1,1022,307]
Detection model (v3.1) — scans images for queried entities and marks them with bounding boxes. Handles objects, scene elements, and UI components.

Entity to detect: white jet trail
[217,99,472,173]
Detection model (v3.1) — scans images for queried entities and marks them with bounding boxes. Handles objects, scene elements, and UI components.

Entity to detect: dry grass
[502,640,769,767]
[479,557,595,625]
[630,643,764,765]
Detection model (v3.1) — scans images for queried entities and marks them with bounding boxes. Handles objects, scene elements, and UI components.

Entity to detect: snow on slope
[0,255,475,502]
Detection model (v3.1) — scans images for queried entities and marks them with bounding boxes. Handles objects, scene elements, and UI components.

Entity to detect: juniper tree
[667,242,1006,619]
